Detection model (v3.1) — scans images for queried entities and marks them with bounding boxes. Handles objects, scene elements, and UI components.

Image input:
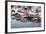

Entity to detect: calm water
[11,19,41,28]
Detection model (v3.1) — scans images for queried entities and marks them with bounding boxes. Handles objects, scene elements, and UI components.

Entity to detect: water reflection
[11,19,41,28]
